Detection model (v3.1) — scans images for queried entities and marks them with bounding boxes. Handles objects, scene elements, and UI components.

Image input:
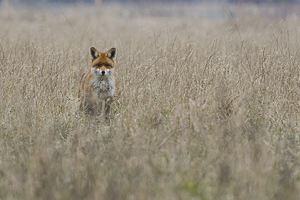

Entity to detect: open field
[1,2,300,199]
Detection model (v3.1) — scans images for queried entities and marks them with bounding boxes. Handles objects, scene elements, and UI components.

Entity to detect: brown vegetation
[0,2,300,200]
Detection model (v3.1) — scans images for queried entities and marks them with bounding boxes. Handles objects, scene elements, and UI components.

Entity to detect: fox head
[90,47,116,77]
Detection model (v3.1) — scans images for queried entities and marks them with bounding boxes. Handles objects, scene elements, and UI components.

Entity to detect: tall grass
[0,2,300,200]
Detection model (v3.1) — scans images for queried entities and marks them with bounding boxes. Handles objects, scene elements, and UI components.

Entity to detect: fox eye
[105,64,110,67]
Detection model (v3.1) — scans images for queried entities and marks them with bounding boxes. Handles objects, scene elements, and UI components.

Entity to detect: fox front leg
[104,96,113,122]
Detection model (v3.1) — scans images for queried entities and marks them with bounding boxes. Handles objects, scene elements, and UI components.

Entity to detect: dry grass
[1,2,300,200]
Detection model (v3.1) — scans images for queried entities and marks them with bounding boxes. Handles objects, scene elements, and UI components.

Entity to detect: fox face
[90,47,116,77]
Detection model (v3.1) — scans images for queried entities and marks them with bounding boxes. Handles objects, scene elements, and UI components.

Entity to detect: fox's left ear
[107,48,116,60]
[90,47,99,60]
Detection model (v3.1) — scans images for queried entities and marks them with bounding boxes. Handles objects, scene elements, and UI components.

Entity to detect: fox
[78,47,116,122]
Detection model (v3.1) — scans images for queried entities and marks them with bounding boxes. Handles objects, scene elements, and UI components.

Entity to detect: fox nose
[101,71,105,75]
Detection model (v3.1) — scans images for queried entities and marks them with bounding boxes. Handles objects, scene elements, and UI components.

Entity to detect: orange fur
[78,47,116,121]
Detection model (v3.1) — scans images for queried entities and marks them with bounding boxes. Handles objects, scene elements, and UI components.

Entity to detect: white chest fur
[91,76,115,100]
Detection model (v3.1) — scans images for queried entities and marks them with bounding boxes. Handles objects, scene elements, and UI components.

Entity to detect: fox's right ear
[90,47,99,60]
[107,47,116,60]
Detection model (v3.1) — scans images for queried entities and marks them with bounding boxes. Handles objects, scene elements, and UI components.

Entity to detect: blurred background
[1,0,300,19]
[1,0,300,3]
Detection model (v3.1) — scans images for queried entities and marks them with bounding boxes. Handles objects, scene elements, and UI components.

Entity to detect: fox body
[79,47,116,120]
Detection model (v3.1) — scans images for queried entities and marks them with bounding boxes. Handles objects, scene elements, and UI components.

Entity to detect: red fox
[78,47,116,121]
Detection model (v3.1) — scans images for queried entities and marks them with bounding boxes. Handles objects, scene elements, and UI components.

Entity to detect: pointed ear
[107,48,116,60]
[90,47,99,60]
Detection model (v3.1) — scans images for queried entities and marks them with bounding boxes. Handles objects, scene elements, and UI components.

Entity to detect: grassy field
[1,2,300,199]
